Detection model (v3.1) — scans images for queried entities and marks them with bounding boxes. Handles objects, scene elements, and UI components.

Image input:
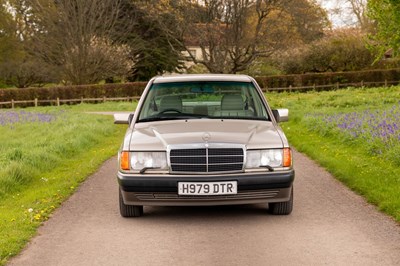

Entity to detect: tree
[4,0,184,84]
[143,0,329,74]
[0,1,17,63]
[142,0,299,74]
[238,0,330,76]
[346,0,370,30]
[0,1,51,88]
[278,29,374,74]
[283,0,330,44]
[367,0,400,60]
[0,1,15,86]
[326,0,371,30]
[114,0,184,81]
[23,0,134,85]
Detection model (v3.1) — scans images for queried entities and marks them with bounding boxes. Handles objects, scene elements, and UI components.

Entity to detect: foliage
[0,2,18,63]
[1,88,400,264]
[0,57,57,88]
[329,0,372,31]
[115,1,184,81]
[305,104,400,164]
[280,0,330,44]
[186,63,210,74]
[278,29,374,74]
[267,86,400,222]
[27,0,134,85]
[0,82,146,106]
[1,0,186,84]
[367,0,400,60]
[255,68,400,89]
[143,0,329,74]
[0,1,40,88]
[0,106,128,264]
[0,1,61,87]
[241,59,283,76]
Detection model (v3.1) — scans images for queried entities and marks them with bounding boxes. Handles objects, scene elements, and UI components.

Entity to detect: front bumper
[118,170,294,206]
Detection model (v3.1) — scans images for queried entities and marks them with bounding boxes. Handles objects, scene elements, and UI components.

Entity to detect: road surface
[8,151,400,265]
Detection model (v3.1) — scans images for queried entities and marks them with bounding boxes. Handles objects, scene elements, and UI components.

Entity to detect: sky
[317,0,359,28]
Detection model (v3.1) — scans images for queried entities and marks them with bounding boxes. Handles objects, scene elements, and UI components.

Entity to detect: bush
[255,68,400,89]
[0,82,147,107]
[279,29,375,74]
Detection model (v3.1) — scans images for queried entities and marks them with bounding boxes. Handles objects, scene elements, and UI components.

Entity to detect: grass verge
[0,107,129,265]
[267,86,400,222]
[1,86,400,264]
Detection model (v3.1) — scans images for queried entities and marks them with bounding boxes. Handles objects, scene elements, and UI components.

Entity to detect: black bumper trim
[118,170,295,192]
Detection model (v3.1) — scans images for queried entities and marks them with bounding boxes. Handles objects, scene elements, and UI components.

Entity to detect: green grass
[58,101,138,112]
[1,86,400,264]
[266,86,400,222]
[0,104,135,265]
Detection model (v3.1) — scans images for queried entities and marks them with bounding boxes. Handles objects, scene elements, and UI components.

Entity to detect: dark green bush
[0,82,147,106]
[255,68,400,89]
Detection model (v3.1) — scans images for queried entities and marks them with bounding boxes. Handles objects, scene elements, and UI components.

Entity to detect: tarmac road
[8,150,400,266]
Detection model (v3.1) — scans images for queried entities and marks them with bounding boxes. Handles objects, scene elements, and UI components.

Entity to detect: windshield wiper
[214,116,269,121]
[140,167,158,174]
[137,116,185,123]
[261,165,274,172]
[138,114,210,123]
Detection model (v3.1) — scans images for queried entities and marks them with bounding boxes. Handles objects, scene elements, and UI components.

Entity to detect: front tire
[268,187,293,215]
[119,189,143,217]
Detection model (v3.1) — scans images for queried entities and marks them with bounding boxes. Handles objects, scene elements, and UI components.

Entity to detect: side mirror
[114,113,134,125]
[272,109,289,123]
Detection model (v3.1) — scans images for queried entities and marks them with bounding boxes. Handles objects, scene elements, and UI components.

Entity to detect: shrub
[279,29,375,74]
[0,82,147,107]
[255,68,400,89]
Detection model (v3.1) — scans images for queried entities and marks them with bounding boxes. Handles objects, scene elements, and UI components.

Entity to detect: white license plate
[178,181,237,196]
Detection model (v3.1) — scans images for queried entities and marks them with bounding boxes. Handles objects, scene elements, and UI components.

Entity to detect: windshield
[137,81,270,122]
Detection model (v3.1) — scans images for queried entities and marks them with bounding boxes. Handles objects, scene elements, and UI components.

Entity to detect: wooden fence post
[57,98,60,106]
[103,96,106,103]
[336,82,339,89]
[385,79,388,87]
[361,80,364,87]
[11,99,14,109]
[81,97,84,104]
[34,98,38,107]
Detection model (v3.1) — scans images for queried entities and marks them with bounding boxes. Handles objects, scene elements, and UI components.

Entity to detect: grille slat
[169,145,244,174]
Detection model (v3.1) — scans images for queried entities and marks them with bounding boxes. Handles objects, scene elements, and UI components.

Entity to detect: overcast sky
[317,0,358,28]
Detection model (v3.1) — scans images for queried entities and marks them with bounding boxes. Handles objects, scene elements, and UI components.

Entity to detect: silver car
[115,74,294,217]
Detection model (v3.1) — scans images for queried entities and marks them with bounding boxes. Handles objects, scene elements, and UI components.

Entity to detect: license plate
[178,181,237,196]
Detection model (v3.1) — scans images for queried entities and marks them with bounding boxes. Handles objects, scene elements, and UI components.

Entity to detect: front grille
[169,144,244,174]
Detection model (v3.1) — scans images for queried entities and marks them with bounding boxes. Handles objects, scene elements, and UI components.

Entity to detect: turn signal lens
[120,151,130,170]
[283,148,292,167]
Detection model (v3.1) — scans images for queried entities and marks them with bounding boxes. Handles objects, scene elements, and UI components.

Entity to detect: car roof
[152,74,253,84]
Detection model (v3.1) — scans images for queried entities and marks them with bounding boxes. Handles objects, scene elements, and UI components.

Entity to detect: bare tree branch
[26,0,134,85]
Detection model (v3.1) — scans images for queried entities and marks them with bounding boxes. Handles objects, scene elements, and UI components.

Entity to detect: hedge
[255,68,400,89]
[0,82,147,103]
[1,68,400,105]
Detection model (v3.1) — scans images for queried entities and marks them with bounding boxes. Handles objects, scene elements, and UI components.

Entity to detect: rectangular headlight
[246,149,284,168]
[130,152,168,170]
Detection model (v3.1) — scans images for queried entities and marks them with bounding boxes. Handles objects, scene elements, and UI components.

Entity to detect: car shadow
[137,204,274,220]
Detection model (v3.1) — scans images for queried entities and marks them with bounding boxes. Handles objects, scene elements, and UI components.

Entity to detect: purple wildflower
[306,102,400,150]
[0,111,57,127]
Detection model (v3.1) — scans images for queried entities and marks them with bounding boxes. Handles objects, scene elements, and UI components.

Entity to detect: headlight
[119,151,168,171]
[246,148,291,168]
[131,152,168,170]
